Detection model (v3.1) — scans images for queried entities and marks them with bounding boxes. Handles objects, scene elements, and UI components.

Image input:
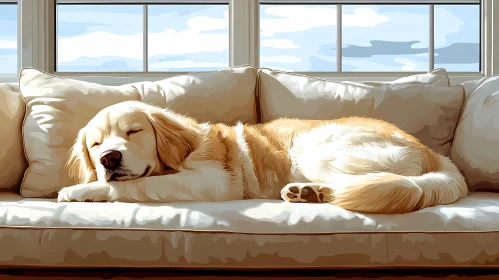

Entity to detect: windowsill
[0,74,19,84]
[0,71,485,86]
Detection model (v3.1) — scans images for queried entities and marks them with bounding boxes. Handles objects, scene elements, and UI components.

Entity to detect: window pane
[260,4,337,72]
[0,4,17,74]
[57,5,143,72]
[148,5,229,72]
[434,5,480,72]
[342,5,429,72]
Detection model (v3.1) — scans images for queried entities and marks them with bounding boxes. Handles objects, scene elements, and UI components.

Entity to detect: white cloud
[344,8,390,27]
[341,8,464,49]
[261,55,301,64]
[149,60,226,70]
[58,32,143,62]
[260,6,389,37]
[314,53,336,63]
[261,6,335,37]
[186,15,228,32]
[0,40,16,49]
[261,39,301,49]
[57,15,229,63]
[149,29,228,57]
[342,55,427,72]
[263,66,293,72]
[343,58,397,71]
[434,7,466,48]
[393,57,417,71]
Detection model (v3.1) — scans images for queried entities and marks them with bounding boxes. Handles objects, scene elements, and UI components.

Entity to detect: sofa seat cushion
[0,192,499,268]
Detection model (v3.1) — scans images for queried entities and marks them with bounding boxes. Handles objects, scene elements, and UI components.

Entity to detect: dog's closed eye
[127,129,142,136]
[91,142,101,148]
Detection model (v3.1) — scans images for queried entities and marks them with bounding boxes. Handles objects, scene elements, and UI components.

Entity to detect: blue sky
[0,4,17,74]
[260,4,480,72]
[56,4,229,72]
[0,3,480,73]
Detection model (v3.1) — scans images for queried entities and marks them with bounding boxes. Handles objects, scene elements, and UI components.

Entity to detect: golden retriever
[57,100,468,214]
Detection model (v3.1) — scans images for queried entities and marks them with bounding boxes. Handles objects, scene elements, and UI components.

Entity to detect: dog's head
[66,101,202,184]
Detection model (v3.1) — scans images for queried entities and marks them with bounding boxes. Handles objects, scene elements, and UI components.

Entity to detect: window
[260,1,481,72]
[2,0,495,85]
[434,5,480,72]
[0,1,17,74]
[56,1,229,72]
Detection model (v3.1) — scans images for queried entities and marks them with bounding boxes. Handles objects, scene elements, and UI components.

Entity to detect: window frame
[0,0,496,85]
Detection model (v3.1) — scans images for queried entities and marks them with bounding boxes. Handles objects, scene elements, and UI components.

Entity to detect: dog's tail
[329,155,468,214]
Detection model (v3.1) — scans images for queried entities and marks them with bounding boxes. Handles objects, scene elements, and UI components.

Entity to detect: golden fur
[59,100,468,214]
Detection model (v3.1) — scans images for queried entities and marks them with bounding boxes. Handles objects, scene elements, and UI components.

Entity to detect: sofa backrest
[0,66,486,195]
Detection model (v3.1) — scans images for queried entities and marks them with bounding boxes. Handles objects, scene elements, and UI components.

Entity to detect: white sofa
[1,65,499,269]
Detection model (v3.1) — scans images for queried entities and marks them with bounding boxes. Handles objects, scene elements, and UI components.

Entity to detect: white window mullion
[483,0,490,75]
[143,4,148,72]
[429,4,434,71]
[230,0,259,68]
[483,0,498,76]
[492,0,499,75]
[336,4,342,72]
[19,0,55,72]
[18,0,36,70]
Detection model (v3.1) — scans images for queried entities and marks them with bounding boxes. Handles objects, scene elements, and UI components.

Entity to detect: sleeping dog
[58,100,468,214]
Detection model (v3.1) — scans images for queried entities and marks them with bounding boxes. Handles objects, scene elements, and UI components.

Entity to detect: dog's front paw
[57,186,87,202]
[57,183,111,203]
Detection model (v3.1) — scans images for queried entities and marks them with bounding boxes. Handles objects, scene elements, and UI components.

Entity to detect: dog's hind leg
[281,183,334,203]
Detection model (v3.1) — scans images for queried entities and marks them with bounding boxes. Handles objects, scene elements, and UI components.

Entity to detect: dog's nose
[100,150,122,169]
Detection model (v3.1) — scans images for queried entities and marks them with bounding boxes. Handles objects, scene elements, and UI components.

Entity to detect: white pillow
[20,69,140,198]
[451,76,499,191]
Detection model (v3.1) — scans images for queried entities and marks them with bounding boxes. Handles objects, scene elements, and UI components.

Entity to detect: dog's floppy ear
[66,128,97,184]
[145,108,201,171]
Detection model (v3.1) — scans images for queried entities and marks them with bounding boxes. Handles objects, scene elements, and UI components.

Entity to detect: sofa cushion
[19,69,140,198]
[451,76,499,192]
[18,66,257,198]
[383,68,451,87]
[258,68,463,156]
[0,192,498,268]
[131,65,257,125]
[0,84,28,191]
